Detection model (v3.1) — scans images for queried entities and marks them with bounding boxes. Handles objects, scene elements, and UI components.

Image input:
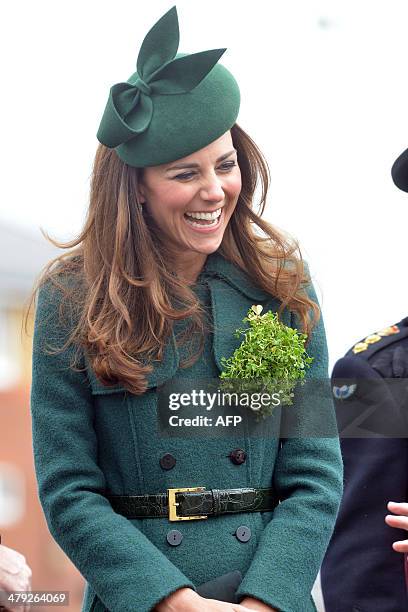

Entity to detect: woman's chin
[189,236,224,255]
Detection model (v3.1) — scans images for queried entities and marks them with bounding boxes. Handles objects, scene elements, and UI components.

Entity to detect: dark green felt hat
[96,6,240,167]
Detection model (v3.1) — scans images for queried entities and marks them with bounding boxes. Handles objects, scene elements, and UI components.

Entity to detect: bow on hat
[97,6,227,149]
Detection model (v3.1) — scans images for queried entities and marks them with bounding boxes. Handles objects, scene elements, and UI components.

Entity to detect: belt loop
[212,488,221,515]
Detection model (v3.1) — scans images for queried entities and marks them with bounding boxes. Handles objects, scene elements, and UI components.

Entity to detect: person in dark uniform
[320,147,408,611]
[384,146,408,588]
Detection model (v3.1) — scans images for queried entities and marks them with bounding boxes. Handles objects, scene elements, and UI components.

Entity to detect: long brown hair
[24,123,319,395]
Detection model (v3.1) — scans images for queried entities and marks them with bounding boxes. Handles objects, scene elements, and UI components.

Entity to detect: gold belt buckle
[168,487,208,521]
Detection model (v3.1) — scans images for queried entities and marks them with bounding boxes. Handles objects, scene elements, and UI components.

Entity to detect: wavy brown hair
[24,123,319,395]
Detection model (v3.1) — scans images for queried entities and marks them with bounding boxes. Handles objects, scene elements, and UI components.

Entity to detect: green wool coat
[30,250,343,612]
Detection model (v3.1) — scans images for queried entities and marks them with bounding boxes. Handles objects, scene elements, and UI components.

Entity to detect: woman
[28,6,343,612]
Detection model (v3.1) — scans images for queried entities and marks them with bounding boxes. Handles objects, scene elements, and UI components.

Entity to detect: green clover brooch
[219,305,313,420]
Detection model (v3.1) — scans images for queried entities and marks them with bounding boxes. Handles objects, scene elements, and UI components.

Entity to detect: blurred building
[0,223,84,611]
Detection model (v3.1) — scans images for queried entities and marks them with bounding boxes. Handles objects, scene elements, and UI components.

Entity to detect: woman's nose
[199,175,225,202]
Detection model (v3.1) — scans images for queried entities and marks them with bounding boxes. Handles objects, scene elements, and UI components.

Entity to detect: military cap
[391,146,408,192]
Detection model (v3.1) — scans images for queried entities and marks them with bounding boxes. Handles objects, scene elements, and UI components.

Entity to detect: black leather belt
[106,486,276,522]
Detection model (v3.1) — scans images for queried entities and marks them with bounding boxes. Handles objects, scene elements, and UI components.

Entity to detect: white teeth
[185,217,219,228]
[185,208,222,220]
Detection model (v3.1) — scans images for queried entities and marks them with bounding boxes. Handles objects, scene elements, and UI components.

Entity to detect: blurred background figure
[0,535,32,611]
[0,223,85,611]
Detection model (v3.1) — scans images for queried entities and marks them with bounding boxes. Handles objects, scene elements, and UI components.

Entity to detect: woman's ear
[136,173,146,204]
[137,187,146,204]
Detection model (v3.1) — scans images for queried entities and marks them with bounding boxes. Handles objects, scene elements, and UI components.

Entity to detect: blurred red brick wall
[0,384,84,611]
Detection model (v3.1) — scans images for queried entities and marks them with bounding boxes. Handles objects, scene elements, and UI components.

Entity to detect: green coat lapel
[201,251,278,372]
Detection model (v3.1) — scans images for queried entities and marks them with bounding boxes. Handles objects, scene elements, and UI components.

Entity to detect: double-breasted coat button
[229,448,247,465]
[166,529,183,546]
[160,453,176,470]
[235,526,251,543]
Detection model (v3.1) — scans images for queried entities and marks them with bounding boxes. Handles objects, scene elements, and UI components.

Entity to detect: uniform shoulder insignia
[351,325,400,355]
[332,383,357,399]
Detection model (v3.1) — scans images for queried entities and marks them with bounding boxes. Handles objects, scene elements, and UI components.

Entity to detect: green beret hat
[96,6,240,167]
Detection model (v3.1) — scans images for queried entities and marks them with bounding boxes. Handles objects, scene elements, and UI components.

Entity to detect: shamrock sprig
[219,305,313,420]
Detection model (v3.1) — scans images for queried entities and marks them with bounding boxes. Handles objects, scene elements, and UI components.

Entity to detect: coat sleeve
[235,276,344,612]
[30,282,196,612]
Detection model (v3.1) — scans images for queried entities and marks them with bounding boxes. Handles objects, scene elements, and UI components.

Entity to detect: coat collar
[198,250,272,302]
[201,251,280,372]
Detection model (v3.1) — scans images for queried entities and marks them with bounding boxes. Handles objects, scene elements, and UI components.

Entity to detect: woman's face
[138,130,242,260]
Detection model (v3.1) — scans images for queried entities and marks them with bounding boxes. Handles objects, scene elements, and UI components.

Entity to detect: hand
[385,501,408,552]
[154,587,256,611]
[0,544,32,611]
[239,596,278,611]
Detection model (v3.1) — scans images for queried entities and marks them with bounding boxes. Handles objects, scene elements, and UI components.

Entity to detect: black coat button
[160,453,176,470]
[166,529,183,546]
[229,448,247,465]
[235,525,251,543]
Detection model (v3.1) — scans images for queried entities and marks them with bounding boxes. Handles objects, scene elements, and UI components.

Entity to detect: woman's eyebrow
[165,149,237,172]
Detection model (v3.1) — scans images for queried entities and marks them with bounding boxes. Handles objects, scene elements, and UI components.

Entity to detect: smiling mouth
[184,207,223,227]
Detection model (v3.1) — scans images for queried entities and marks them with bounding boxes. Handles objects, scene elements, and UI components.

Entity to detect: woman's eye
[218,161,237,171]
[172,161,236,180]
[173,172,196,180]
